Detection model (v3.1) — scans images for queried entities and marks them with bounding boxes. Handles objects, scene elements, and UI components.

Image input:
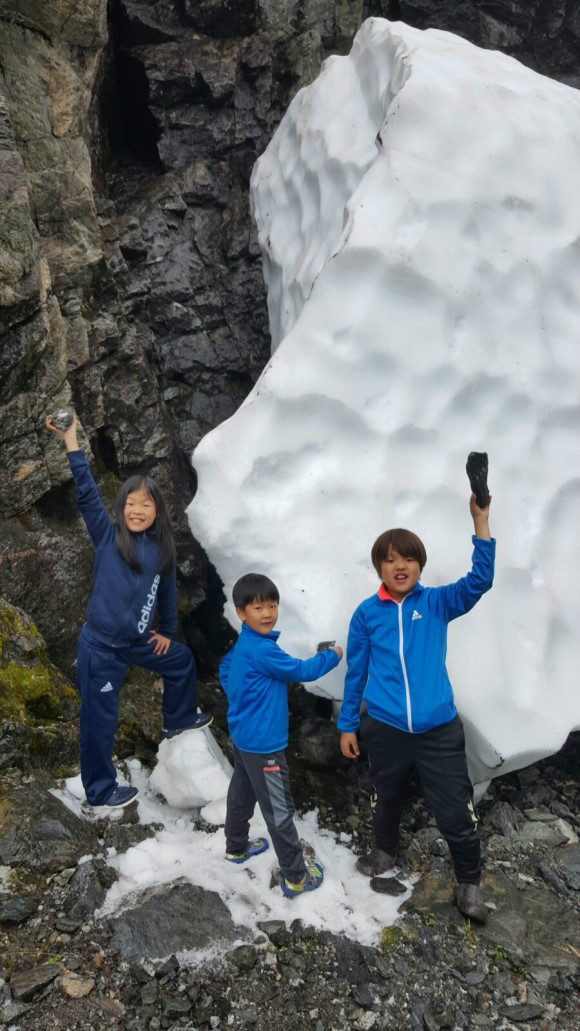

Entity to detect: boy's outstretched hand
[340,731,360,759]
[331,645,343,660]
[469,492,492,541]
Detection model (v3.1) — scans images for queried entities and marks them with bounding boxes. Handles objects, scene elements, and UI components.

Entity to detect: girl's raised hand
[45,412,79,452]
[148,631,171,656]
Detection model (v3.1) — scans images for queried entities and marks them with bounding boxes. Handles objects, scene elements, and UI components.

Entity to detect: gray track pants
[224,746,308,882]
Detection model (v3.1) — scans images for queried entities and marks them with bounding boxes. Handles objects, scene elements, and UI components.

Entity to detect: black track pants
[360,714,481,884]
[224,746,308,882]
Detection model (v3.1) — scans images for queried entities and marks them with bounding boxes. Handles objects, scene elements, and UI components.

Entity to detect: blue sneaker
[281,862,324,898]
[225,838,270,864]
[163,712,213,739]
[94,785,138,809]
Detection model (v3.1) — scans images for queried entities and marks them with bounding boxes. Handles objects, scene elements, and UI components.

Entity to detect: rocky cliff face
[0,0,577,673]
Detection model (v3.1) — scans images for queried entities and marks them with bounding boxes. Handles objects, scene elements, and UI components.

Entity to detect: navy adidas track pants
[224,746,308,882]
[361,713,481,884]
[76,625,199,805]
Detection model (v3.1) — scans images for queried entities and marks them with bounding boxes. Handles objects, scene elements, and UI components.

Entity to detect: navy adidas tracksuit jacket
[69,451,198,805]
[337,536,496,735]
[68,450,176,646]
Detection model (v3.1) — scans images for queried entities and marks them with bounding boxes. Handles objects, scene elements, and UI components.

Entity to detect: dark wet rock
[370,875,407,896]
[10,962,60,1001]
[498,1002,545,1020]
[100,816,156,854]
[0,777,98,874]
[54,915,83,934]
[0,895,37,925]
[0,999,31,1025]
[488,800,520,836]
[155,954,180,981]
[514,819,571,847]
[227,943,258,971]
[536,859,568,896]
[297,717,341,769]
[140,979,159,1005]
[65,858,118,922]
[556,843,580,890]
[403,867,580,972]
[110,879,249,961]
[257,919,291,947]
[162,993,192,1016]
[465,451,489,509]
[352,983,373,1007]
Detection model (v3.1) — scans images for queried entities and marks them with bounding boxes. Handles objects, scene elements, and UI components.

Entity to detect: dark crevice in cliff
[34,480,79,528]
[107,2,163,181]
[93,427,122,480]
[186,560,237,674]
[109,50,163,170]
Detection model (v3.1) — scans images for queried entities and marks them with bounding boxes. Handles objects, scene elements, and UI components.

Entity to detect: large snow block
[150,728,232,814]
[188,19,580,791]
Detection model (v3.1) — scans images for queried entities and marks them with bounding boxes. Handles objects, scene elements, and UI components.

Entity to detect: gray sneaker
[356,848,396,877]
[455,883,488,924]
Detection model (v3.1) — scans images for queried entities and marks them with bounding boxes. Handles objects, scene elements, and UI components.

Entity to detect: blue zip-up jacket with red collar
[219,623,341,753]
[337,536,495,735]
[68,450,176,648]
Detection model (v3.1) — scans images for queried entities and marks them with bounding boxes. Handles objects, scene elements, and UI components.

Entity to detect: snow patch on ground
[54,760,413,949]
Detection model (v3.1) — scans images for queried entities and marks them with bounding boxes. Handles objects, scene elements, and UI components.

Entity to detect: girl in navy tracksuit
[338,494,494,923]
[46,414,211,809]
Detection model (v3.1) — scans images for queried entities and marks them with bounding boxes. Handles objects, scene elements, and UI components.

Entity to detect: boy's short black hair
[233,573,280,610]
[371,528,427,576]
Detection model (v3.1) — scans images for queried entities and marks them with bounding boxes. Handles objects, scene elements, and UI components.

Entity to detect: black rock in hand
[466,452,490,508]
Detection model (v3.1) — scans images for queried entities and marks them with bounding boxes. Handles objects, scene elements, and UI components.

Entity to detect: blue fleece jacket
[68,450,176,648]
[337,536,495,735]
[219,624,341,753]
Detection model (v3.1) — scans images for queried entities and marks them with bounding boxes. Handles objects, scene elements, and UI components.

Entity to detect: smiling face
[380,547,421,602]
[123,486,157,532]
[237,597,279,634]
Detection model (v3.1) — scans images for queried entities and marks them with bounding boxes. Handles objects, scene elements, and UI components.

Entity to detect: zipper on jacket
[397,599,413,733]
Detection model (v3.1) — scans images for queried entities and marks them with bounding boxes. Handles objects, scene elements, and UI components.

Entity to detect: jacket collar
[377,582,423,603]
[241,622,280,642]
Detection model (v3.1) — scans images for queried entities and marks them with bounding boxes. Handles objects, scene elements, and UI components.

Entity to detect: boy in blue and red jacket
[219,573,343,898]
[338,493,494,923]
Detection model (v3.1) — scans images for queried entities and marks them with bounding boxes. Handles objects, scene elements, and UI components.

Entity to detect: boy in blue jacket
[338,494,494,923]
[219,573,343,898]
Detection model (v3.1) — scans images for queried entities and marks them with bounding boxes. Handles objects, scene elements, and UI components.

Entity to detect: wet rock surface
[0,732,577,1030]
[110,880,250,961]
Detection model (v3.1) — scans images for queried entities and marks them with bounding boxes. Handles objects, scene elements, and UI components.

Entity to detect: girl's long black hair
[113,475,176,576]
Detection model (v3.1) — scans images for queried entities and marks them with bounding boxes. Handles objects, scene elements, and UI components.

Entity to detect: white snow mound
[150,728,232,815]
[187,19,580,790]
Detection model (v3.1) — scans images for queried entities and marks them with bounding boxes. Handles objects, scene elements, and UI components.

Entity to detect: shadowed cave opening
[107,0,164,176]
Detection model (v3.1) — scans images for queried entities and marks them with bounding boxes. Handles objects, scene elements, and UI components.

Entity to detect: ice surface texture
[188,19,580,791]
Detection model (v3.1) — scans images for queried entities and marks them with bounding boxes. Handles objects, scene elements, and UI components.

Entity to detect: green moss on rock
[0,662,77,723]
[0,597,78,726]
